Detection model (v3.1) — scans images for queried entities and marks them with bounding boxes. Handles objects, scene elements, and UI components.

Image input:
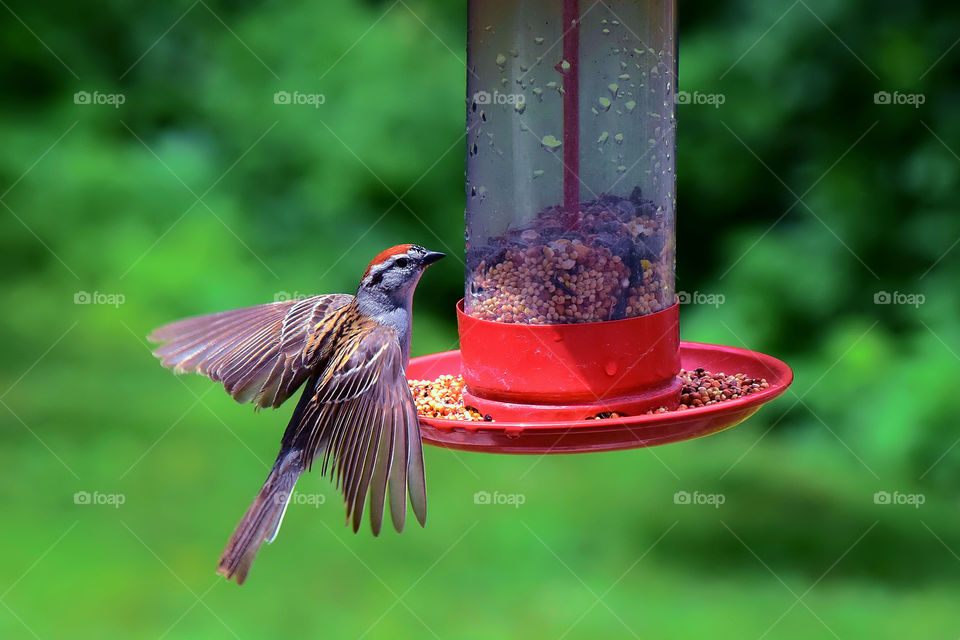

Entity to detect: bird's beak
[421,251,446,266]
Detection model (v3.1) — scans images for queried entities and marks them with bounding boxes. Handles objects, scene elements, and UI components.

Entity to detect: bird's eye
[395,257,409,268]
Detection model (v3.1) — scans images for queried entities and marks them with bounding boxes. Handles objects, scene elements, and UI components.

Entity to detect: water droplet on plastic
[605,361,618,376]
[496,53,507,66]
[624,100,636,112]
[514,101,526,114]
[615,133,624,144]
[598,97,612,111]
[608,83,619,97]
[534,36,544,45]
[541,135,562,151]
[597,131,609,144]
[533,169,544,178]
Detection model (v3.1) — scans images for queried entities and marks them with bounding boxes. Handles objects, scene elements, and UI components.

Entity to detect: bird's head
[358,244,445,304]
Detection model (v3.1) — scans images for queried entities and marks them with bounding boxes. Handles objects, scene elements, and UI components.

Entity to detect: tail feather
[217,449,304,585]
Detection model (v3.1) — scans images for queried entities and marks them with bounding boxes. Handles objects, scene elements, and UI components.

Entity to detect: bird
[148,244,445,584]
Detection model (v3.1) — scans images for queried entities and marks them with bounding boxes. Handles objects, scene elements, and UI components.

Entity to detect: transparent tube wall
[465,0,676,324]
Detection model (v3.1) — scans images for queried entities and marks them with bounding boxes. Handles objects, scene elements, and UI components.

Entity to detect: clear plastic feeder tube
[464,0,676,324]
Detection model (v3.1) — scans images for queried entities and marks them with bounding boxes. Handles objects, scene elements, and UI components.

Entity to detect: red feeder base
[408,342,793,454]
[457,301,683,421]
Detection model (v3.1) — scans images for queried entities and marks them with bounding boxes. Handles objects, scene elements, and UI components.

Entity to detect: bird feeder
[407,0,792,453]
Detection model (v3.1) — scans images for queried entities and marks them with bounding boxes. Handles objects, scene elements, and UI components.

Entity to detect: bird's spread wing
[289,320,425,535]
[149,294,354,409]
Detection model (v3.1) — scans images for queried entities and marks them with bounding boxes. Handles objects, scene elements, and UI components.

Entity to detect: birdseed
[465,187,674,324]
[409,369,769,422]
[408,375,486,421]
[646,368,770,413]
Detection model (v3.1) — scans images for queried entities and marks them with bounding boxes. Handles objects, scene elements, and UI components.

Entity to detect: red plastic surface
[408,342,793,454]
[458,301,682,420]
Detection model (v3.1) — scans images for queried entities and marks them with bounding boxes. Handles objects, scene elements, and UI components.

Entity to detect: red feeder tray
[409,341,793,454]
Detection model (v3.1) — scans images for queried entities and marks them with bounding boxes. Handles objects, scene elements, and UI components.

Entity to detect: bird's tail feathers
[216,448,304,585]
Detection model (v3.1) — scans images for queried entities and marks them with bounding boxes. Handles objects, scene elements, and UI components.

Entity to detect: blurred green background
[1,0,958,637]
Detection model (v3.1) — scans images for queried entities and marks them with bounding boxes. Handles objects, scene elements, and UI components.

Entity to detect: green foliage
[1,0,958,637]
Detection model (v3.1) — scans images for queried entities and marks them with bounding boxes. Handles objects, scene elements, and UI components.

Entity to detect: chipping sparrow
[149,244,445,584]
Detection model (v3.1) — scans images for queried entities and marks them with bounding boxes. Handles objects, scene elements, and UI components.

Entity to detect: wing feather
[289,323,426,534]
[388,404,408,532]
[369,409,394,536]
[149,294,353,409]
